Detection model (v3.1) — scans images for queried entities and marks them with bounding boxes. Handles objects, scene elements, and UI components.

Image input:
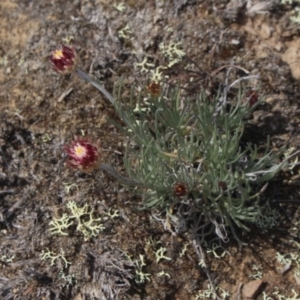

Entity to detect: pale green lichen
[198,258,205,268]
[49,213,73,236]
[273,289,300,300]
[123,251,141,283]
[39,133,52,143]
[1,255,14,263]
[281,0,300,24]
[157,270,171,278]
[155,247,171,263]
[145,236,156,248]
[195,284,230,300]
[249,264,263,280]
[104,208,119,219]
[118,25,132,39]
[62,182,79,194]
[0,56,8,66]
[159,41,185,60]
[150,66,166,82]
[276,240,300,279]
[40,248,71,268]
[62,36,74,44]
[159,41,185,68]
[135,254,151,283]
[134,41,185,78]
[281,0,300,4]
[206,243,226,259]
[290,7,300,24]
[263,288,300,300]
[17,56,25,67]
[179,243,189,257]
[49,201,104,241]
[134,57,155,73]
[58,270,77,286]
[113,3,126,12]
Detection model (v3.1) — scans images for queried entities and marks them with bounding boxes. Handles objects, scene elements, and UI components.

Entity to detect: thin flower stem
[245,150,300,178]
[76,69,115,105]
[99,163,143,187]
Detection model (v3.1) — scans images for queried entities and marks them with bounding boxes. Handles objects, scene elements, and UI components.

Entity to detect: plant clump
[112,81,299,243]
[48,44,299,244]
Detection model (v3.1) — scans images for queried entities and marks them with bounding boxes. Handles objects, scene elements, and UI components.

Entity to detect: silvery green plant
[50,45,299,243]
[112,80,299,243]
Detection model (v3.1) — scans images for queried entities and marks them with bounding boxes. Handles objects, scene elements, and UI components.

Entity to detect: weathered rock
[242,279,264,299]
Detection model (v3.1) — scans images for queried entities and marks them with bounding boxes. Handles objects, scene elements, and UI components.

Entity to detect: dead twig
[236,283,243,300]
[0,189,16,195]
[57,87,73,102]
[193,239,222,300]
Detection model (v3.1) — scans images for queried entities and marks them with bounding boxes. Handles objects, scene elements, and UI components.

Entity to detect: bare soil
[1,0,300,299]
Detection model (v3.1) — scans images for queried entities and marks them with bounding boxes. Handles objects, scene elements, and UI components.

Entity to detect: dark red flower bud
[173,182,189,197]
[246,90,258,107]
[50,45,77,75]
[147,81,161,97]
[218,181,227,191]
[64,136,101,173]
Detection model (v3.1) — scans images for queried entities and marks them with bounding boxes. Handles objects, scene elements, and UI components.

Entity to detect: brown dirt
[1,0,300,299]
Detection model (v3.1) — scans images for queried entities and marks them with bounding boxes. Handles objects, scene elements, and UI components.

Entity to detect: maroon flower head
[50,45,77,75]
[65,137,101,173]
[218,181,227,191]
[246,90,259,107]
[147,81,161,97]
[173,182,189,197]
